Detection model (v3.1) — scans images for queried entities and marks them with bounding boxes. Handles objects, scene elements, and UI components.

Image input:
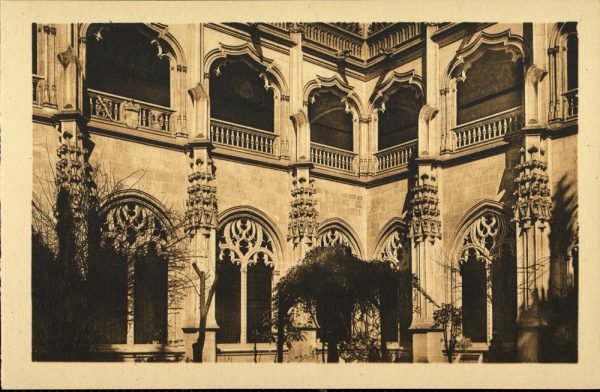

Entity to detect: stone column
[182,139,220,362]
[409,24,445,363]
[513,130,552,362]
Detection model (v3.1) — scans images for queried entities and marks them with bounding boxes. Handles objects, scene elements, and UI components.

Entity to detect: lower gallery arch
[373,221,413,350]
[316,218,363,258]
[452,209,516,351]
[215,209,282,346]
[91,192,177,347]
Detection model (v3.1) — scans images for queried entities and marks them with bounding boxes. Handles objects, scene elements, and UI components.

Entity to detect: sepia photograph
[2,0,599,389]
[30,20,579,364]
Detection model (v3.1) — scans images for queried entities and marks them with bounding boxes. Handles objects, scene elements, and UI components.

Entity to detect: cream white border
[1,0,599,389]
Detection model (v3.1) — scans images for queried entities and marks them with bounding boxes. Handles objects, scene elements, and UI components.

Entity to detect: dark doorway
[246,256,273,343]
[215,253,242,343]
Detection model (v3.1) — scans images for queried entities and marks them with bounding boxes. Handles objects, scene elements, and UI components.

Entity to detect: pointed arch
[372,217,410,269]
[368,70,424,116]
[443,30,528,90]
[317,218,363,258]
[204,42,289,97]
[303,74,363,118]
[218,205,285,268]
[449,199,516,346]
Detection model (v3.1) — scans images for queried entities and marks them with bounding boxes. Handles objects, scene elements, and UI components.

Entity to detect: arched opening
[566,34,578,91]
[215,250,241,344]
[457,49,523,125]
[210,60,275,132]
[460,250,487,343]
[86,24,171,106]
[455,212,516,348]
[92,199,172,346]
[309,91,354,151]
[90,238,128,344]
[246,257,273,343]
[215,216,277,345]
[133,243,168,344]
[377,86,423,150]
[32,23,37,74]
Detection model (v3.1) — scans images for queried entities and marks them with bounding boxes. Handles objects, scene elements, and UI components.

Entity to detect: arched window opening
[210,60,275,132]
[377,86,423,150]
[455,212,516,347]
[92,199,172,346]
[133,243,168,344]
[457,50,523,125]
[460,250,487,343]
[309,91,354,151]
[566,34,578,91]
[247,257,273,343]
[377,228,412,347]
[32,23,37,74]
[90,238,128,344]
[216,216,276,345]
[86,24,171,107]
[216,250,241,344]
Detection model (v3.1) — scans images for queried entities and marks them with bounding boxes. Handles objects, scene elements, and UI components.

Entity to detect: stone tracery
[218,217,276,268]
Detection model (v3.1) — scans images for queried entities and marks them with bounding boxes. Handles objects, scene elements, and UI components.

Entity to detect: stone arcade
[32,22,578,362]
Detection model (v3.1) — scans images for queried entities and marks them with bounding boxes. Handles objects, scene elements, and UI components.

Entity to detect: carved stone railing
[375,140,417,172]
[453,107,522,150]
[562,88,578,119]
[210,119,278,156]
[303,23,363,58]
[88,89,174,133]
[367,23,422,58]
[310,142,357,173]
[33,74,43,105]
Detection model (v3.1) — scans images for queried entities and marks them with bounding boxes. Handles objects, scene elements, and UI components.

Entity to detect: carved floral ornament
[101,201,169,257]
[218,218,276,268]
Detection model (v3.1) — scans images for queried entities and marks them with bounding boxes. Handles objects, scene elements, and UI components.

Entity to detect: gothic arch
[99,190,175,252]
[204,43,289,97]
[303,75,364,119]
[218,205,285,269]
[80,23,186,69]
[317,218,363,258]
[443,30,528,90]
[450,200,516,346]
[373,218,410,270]
[368,70,424,116]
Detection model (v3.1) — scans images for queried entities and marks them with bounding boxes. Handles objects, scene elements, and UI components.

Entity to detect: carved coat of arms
[122,100,141,129]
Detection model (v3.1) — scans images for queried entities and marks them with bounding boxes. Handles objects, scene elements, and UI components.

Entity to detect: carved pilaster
[408,172,441,243]
[513,146,552,229]
[288,166,318,249]
[185,145,219,237]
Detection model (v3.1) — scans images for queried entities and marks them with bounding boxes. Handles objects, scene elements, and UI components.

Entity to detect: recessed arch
[218,205,285,265]
[317,217,364,258]
[204,42,289,97]
[303,75,363,119]
[443,30,528,90]
[368,70,424,116]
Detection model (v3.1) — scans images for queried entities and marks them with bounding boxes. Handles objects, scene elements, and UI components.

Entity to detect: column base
[182,321,219,363]
[516,317,547,362]
[287,327,321,363]
[411,327,446,363]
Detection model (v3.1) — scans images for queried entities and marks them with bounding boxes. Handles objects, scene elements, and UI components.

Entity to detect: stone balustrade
[375,140,417,172]
[210,119,278,156]
[453,107,522,150]
[367,23,422,58]
[303,23,363,58]
[88,89,174,133]
[310,142,357,172]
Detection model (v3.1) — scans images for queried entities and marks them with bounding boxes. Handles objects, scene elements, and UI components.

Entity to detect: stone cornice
[430,22,496,48]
